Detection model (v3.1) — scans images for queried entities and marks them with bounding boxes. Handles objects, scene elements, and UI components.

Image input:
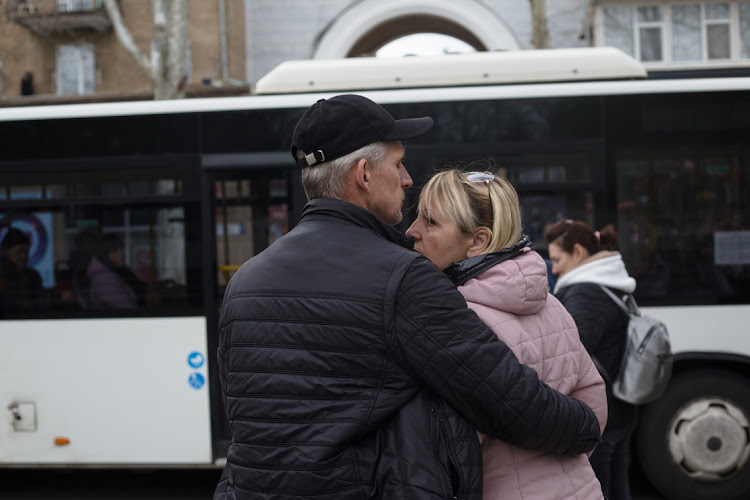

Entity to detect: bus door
[200,153,305,456]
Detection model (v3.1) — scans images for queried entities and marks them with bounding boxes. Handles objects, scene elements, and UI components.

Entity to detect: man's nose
[401,168,413,188]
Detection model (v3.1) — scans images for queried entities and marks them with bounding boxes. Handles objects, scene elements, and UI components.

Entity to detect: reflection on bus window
[216,179,253,288]
[0,226,44,316]
[214,177,290,292]
[618,152,750,304]
[86,233,146,310]
[0,169,196,317]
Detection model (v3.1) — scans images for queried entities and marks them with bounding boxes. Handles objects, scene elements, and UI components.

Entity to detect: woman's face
[548,242,583,277]
[107,247,126,268]
[406,206,474,270]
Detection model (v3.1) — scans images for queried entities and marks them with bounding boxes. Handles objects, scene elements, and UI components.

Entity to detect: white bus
[1,48,748,500]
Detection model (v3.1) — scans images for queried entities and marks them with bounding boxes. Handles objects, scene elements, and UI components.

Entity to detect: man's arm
[390,257,600,456]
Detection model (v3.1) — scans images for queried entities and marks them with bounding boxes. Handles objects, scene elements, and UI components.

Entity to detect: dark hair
[1,227,30,250]
[95,233,124,266]
[544,219,619,255]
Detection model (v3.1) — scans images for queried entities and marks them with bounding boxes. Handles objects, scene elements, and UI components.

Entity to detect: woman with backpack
[545,220,638,500]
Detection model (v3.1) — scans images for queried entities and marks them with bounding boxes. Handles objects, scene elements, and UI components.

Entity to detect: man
[215,94,600,499]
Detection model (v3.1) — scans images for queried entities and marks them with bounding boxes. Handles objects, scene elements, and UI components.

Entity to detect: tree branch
[103,0,154,82]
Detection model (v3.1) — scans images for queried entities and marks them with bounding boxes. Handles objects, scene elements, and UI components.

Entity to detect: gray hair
[298,142,390,200]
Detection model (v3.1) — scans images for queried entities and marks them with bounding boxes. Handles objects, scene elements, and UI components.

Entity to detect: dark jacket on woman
[215,198,601,500]
[553,251,638,429]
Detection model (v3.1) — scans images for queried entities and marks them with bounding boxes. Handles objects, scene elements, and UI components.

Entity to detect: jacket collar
[443,235,532,287]
[300,198,414,250]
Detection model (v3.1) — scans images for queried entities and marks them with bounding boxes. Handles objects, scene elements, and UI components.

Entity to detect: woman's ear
[572,242,589,261]
[466,228,491,258]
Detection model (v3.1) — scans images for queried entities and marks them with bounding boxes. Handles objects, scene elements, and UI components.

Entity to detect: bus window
[617,150,750,304]
[0,168,200,317]
[214,175,291,293]
[215,179,254,287]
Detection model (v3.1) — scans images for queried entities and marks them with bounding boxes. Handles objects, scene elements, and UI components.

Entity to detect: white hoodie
[553,251,636,295]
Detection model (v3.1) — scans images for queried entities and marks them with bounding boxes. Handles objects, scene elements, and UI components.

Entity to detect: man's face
[366,142,413,225]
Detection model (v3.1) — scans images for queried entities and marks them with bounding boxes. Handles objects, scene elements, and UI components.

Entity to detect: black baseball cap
[290,94,433,168]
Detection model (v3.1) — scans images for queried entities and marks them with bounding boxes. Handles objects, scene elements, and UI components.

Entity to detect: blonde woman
[407,169,607,500]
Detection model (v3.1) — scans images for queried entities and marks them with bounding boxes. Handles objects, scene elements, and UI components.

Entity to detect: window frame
[57,0,94,13]
[636,5,667,62]
[56,44,95,96]
[0,158,204,319]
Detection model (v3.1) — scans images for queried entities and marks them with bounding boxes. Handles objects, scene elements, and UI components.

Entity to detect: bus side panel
[1,317,212,465]
[642,305,750,356]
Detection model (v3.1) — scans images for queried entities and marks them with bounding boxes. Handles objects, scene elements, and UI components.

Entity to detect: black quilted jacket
[554,283,637,429]
[215,198,600,499]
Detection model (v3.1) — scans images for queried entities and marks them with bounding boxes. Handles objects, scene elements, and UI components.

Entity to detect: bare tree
[103,0,188,99]
[529,0,550,49]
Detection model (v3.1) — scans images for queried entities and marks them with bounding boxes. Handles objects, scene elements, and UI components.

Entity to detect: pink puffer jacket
[459,249,607,500]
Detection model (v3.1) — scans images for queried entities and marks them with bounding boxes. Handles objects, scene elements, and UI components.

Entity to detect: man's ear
[466,228,491,258]
[354,158,370,192]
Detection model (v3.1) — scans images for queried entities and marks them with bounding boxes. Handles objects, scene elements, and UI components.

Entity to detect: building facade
[0,0,247,104]
[593,0,750,75]
[1,0,749,105]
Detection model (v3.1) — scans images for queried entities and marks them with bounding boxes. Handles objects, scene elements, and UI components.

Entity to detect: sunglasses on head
[464,171,495,228]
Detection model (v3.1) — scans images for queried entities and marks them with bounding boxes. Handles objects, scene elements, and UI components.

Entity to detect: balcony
[11,5,111,37]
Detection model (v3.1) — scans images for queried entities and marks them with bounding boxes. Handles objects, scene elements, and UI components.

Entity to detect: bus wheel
[636,369,750,500]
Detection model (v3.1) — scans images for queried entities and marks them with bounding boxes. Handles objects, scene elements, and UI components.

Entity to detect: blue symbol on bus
[187,351,205,369]
[188,372,205,389]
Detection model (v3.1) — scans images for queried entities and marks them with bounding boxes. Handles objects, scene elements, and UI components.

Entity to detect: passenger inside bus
[86,233,146,310]
[0,227,43,316]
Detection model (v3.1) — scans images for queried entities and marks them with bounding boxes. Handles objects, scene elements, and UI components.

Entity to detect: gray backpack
[599,286,673,405]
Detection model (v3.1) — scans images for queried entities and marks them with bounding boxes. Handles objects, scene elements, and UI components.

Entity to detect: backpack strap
[598,285,639,315]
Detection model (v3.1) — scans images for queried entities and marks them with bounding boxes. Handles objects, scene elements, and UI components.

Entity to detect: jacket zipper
[432,408,461,500]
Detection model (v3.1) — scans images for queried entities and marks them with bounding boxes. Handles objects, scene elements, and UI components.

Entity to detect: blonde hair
[298,142,389,200]
[418,169,522,253]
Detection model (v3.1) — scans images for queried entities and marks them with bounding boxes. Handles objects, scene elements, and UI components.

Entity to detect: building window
[672,4,702,61]
[599,1,750,65]
[741,2,750,57]
[705,3,731,58]
[637,5,665,61]
[57,0,94,12]
[603,6,636,56]
[57,45,95,95]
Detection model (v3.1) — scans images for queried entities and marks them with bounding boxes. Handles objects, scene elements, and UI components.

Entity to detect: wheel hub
[668,398,750,480]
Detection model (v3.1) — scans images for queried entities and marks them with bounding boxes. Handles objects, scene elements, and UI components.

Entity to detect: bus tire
[636,369,750,500]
